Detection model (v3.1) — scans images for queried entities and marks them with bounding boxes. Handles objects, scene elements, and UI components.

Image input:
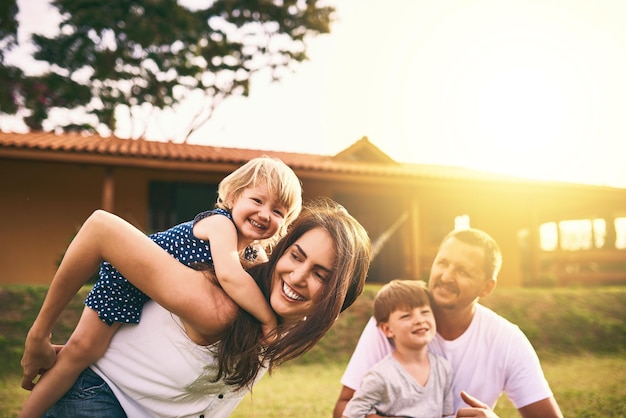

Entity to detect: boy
[342,279,453,418]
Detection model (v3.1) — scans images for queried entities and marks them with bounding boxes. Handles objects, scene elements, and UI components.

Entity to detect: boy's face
[380,305,437,349]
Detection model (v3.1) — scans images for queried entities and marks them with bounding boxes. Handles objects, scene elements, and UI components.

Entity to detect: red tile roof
[1,131,291,163]
[0,131,572,185]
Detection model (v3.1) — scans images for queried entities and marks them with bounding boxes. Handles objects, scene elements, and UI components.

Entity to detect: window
[148,181,217,233]
[540,217,625,251]
[616,217,626,249]
[540,222,558,251]
[559,219,593,251]
[454,214,470,230]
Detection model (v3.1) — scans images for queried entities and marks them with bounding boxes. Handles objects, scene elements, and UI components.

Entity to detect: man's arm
[518,397,563,418]
[334,385,355,418]
[333,317,393,418]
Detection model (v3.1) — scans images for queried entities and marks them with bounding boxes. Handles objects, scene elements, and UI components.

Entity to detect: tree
[16,0,335,139]
[0,0,22,116]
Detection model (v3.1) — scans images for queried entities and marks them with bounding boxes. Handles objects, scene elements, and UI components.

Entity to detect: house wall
[3,157,626,287]
[0,160,230,285]
[2,160,108,285]
[298,175,530,286]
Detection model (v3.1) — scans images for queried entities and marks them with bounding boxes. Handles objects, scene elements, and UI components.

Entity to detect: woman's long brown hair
[211,198,371,389]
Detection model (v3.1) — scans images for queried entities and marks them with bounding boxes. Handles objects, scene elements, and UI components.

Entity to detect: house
[2,131,625,287]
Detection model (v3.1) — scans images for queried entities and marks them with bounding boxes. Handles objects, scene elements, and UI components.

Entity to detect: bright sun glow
[438,30,597,181]
[9,0,626,188]
[307,0,626,187]
[388,1,605,183]
[105,1,626,187]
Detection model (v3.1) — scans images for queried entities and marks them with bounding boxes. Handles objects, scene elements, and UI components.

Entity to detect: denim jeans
[44,368,127,418]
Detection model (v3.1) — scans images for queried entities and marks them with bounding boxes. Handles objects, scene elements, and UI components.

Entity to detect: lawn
[2,285,625,417]
[4,355,625,417]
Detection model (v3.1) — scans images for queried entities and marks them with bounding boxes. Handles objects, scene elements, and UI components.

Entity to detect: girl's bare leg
[21,211,117,391]
[21,210,206,392]
[19,308,121,418]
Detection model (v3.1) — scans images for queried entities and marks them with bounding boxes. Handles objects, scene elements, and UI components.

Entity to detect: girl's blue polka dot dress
[85,209,258,325]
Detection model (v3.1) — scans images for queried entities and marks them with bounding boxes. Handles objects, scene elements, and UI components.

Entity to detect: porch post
[102,167,114,212]
[407,197,421,280]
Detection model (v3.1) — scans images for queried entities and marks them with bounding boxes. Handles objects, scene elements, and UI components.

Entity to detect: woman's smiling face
[269,227,336,323]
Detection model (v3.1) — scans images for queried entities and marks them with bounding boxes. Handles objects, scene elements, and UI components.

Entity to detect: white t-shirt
[91,300,266,418]
[341,304,553,413]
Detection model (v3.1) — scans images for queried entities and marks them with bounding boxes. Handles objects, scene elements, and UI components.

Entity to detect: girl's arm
[194,215,277,340]
[22,210,237,387]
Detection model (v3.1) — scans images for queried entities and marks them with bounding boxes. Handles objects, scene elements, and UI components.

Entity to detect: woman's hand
[20,332,59,390]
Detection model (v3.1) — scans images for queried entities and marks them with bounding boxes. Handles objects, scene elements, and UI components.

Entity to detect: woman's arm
[23,210,238,389]
[77,210,238,334]
[23,211,236,371]
[21,210,237,390]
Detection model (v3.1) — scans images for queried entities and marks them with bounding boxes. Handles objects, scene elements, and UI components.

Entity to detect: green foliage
[303,285,626,364]
[9,0,335,137]
[0,0,18,45]
[480,287,626,355]
[3,285,623,377]
[0,0,21,115]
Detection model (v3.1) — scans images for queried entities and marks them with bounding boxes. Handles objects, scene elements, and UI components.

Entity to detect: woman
[21,198,371,417]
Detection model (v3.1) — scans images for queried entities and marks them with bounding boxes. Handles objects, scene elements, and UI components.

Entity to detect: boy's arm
[195,216,277,338]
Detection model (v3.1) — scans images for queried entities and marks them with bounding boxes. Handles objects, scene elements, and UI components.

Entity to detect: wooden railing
[537,249,626,286]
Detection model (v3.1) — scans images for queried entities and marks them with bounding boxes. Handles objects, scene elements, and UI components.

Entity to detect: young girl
[19,156,303,417]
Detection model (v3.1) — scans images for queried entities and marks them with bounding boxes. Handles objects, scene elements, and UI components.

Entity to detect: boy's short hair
[373,279,430,325]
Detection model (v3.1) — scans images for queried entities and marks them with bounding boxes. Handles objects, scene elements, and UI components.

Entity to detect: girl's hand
[260,317,278,345]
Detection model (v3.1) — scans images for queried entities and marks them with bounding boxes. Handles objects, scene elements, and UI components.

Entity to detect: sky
[7,0,626,188]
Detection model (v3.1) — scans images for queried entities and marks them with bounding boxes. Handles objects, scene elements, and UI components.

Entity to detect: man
[333,228,563,418]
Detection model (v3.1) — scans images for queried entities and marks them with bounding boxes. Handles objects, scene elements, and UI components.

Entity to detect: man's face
[428,237,495,311]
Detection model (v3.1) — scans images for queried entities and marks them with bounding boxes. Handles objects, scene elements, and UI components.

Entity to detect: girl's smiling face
[229,182,288,244]
[269,227,336,322]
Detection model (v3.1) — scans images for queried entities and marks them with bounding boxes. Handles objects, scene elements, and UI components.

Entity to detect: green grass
[230,354,626,418]
[3,355,624,418]
[2,284,625,417]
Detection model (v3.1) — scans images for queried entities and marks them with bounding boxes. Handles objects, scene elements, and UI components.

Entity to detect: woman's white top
[91,300,266,418]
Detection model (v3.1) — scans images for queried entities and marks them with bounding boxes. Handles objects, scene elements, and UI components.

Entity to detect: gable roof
[334,136,397,164]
